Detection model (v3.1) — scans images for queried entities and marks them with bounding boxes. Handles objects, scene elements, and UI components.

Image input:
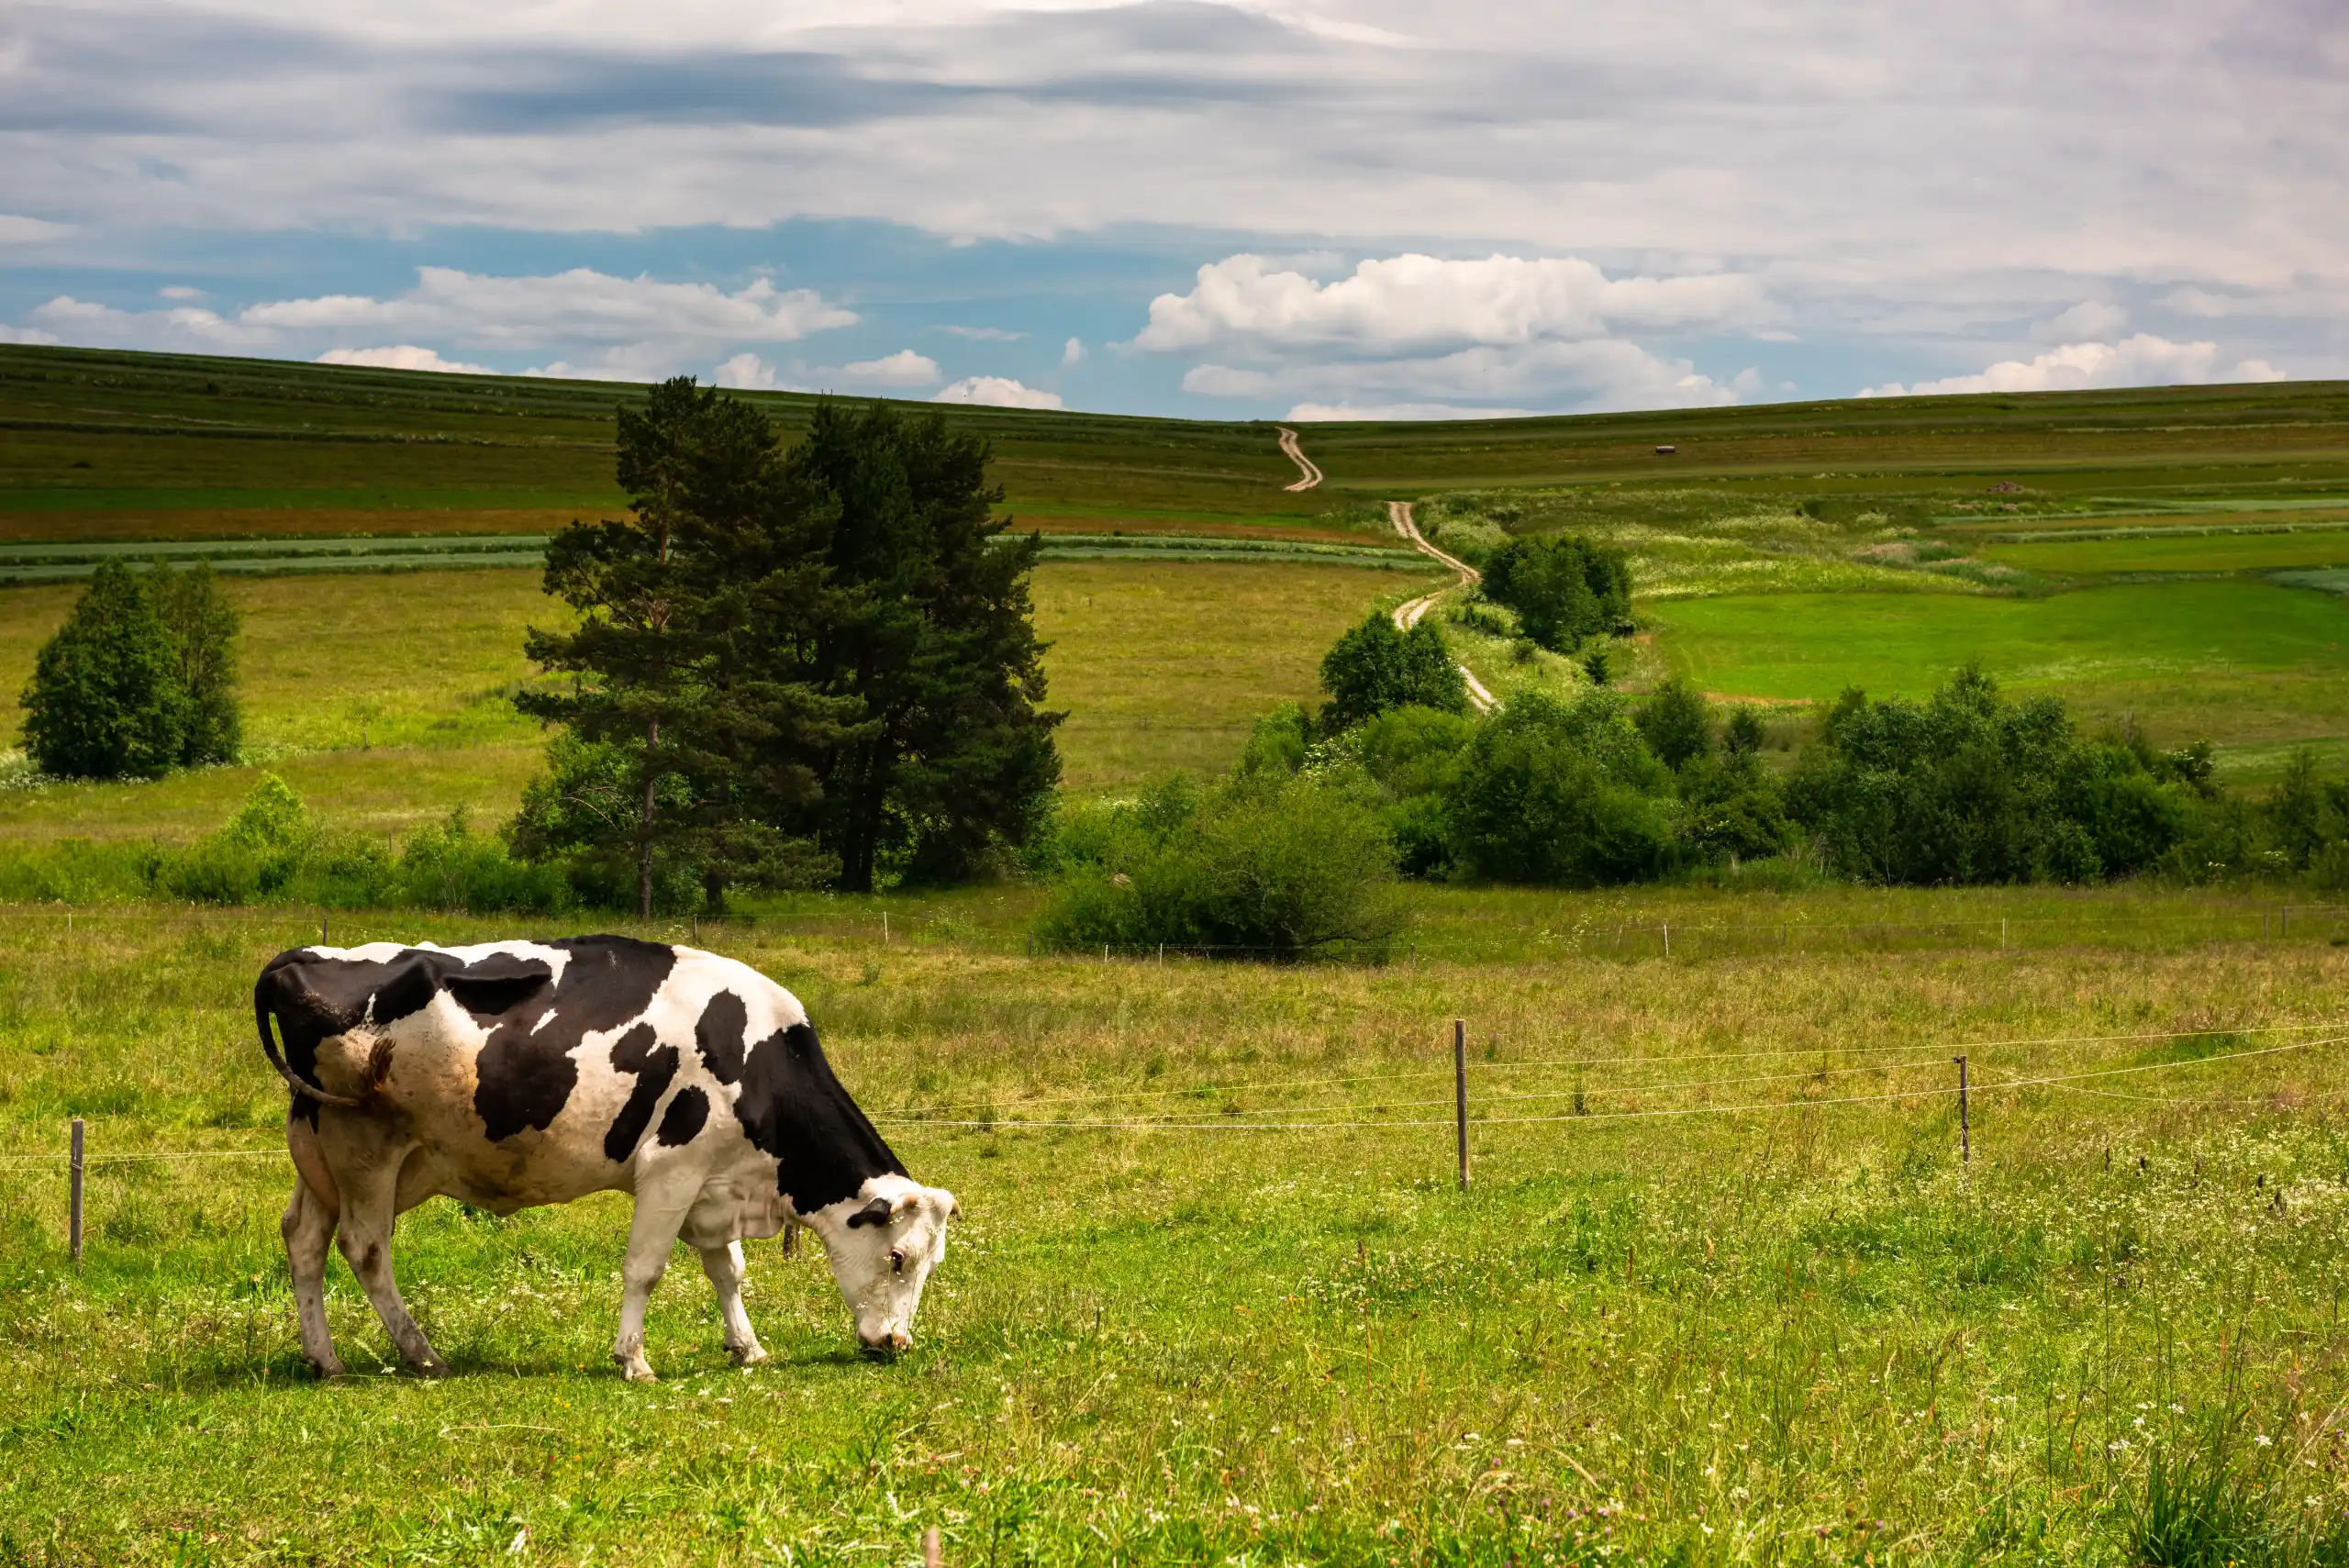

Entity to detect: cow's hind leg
[281,1176,343,1377]
[333,1148,448,1376]
[699,1241,768,1368]
[614,1184,696,1383]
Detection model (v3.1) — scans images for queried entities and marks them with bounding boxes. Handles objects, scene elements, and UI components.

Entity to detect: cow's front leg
[333,1151,448,1376]
[614,1184,696,1383]
[699,1241,768,1368]
[280,1176,343,1377]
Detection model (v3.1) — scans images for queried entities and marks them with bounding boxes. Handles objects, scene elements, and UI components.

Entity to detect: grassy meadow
[0,556,1427,842]
[8,908,2349,1563]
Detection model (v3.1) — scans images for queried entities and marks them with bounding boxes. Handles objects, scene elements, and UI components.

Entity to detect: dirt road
[1388,500,1498,712]
[1275,426,1323,492]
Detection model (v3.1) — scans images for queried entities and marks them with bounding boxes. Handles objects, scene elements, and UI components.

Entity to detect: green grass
[1983,529,2349,576]
[1646,583,2349,775]
[0,558,1420,839]
[9,902,2349,1562]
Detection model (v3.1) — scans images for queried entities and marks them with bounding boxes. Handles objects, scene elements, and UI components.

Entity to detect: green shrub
[1037,773,1402,957]
[1787,666,2192,884]
[1636,678,1714,771]
[20,562,191,780]
[147,560,242,767]
[1443,692,1674,884]
[1481,533,1631,652]
[1318,614,1467,731]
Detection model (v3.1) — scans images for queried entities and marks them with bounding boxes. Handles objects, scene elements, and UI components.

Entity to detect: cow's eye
[888,1249,906,1273]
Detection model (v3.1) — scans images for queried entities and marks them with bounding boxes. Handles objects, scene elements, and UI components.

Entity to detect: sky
[0,0,2341,420]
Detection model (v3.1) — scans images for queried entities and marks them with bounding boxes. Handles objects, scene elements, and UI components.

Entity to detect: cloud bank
[1863,335,2285,397]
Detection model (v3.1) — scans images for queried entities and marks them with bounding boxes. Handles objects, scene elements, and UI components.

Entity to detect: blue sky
[1,0,2341,419]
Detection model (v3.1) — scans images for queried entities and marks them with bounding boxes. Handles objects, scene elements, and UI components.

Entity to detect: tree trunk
[638,718,659,918]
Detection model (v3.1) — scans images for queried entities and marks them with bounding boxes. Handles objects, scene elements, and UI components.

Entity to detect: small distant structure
[1653,444,1677,456]
[1987,481,2024,493]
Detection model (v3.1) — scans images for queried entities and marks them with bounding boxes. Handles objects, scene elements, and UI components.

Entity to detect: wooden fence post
[69,1118,85,1268]
[1453,1018,1469,1192]
[1954,1055,1970,1164]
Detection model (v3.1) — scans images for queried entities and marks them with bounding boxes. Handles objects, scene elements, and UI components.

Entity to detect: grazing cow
[254,936,957,1381]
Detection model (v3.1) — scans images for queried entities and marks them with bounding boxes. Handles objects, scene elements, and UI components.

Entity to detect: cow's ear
[845,1197,896,1229]
[942,1191,963,1221]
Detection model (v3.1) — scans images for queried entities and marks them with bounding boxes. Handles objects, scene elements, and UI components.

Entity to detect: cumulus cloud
[1862,335,2286,397]
[317,344,495,374]
[27,295,275,350]
[941,326,1024,341]
[1136,253,1766,354]
[713,351,778,389]
[841,349,941,385]
[1063,337,1085,365]
[934,376,1062,409]
[1181,364,1274,396]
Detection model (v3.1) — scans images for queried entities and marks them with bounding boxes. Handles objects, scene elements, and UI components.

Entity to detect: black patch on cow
[474,937,676,1142]
[695,991,749,1084]
[445,953,553,1019]
[656,1086,709,1147]
[729,1020,907,1215]
[602,1022,678,1162]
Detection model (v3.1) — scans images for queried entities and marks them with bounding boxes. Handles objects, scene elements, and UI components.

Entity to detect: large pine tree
[518,383,1058,908]
[794,401,1062,891]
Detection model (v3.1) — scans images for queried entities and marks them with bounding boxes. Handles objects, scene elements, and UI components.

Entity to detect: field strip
[1275,425,1322,491]
[1387,499,1499,711]
[874,1018,2349,1116]
[875,1032,2349,1130]
[5,1026,2342,1167]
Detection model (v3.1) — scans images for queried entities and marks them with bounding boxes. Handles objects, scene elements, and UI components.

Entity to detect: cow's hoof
[306,1357,348,1381]
[729,1342,770,1370]
[615,1352,657,1384]
[407,1359,451,1380]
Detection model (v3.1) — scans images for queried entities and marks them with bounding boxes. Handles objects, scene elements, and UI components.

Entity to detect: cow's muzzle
[859,1329,911,1355]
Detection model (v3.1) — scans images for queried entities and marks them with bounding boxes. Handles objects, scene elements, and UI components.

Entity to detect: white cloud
[841,349,941,385]
[2032,300,2128,343]
[1063,336,1085,365]
[1136,252,1766,354]
[0,325,61,345]
[713,351,778,389]
[1862,334,2288,397]
[245,267,854,351]
[317,344,495,374]
[0,216,72,245]
[933,375,1062,409]
[1288,402,1539,421]
[941,326,1024,341]
[28,295,274,349]
[158,284,205,301]
[1181,363,1273,396]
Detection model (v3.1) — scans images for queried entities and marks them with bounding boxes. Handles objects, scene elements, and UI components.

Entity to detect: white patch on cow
[803,1174,960,1353]
[531,1008,559,1034]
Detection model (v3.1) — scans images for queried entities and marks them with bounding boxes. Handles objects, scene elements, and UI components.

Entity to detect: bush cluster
[0,773,574,914]
[20,560,242,780]
[1480,533,1631,652]
[1034,770,1403,958]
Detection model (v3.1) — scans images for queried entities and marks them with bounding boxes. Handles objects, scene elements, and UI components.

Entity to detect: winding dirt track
[1387,501,1498,712]
[1275,426,1324,491]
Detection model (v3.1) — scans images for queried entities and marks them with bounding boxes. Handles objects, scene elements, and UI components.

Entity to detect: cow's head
[805,1175,960,1353]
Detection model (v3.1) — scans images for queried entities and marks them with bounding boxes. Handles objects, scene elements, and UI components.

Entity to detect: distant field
[1648,581,2349,774]
[0,558,1418,840]
[1982,527,2349,575]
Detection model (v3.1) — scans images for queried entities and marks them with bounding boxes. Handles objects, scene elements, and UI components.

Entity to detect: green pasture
[1647,582,2349,772]
[1983,528,2349,576]
[8,906,2349,1562]
[0,558,1418,841]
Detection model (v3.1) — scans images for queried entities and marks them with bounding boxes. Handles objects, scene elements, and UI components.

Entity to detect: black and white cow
[254,936,956,1381]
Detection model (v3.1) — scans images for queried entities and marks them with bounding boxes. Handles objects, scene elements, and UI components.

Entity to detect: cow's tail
[257,981,364,1107]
